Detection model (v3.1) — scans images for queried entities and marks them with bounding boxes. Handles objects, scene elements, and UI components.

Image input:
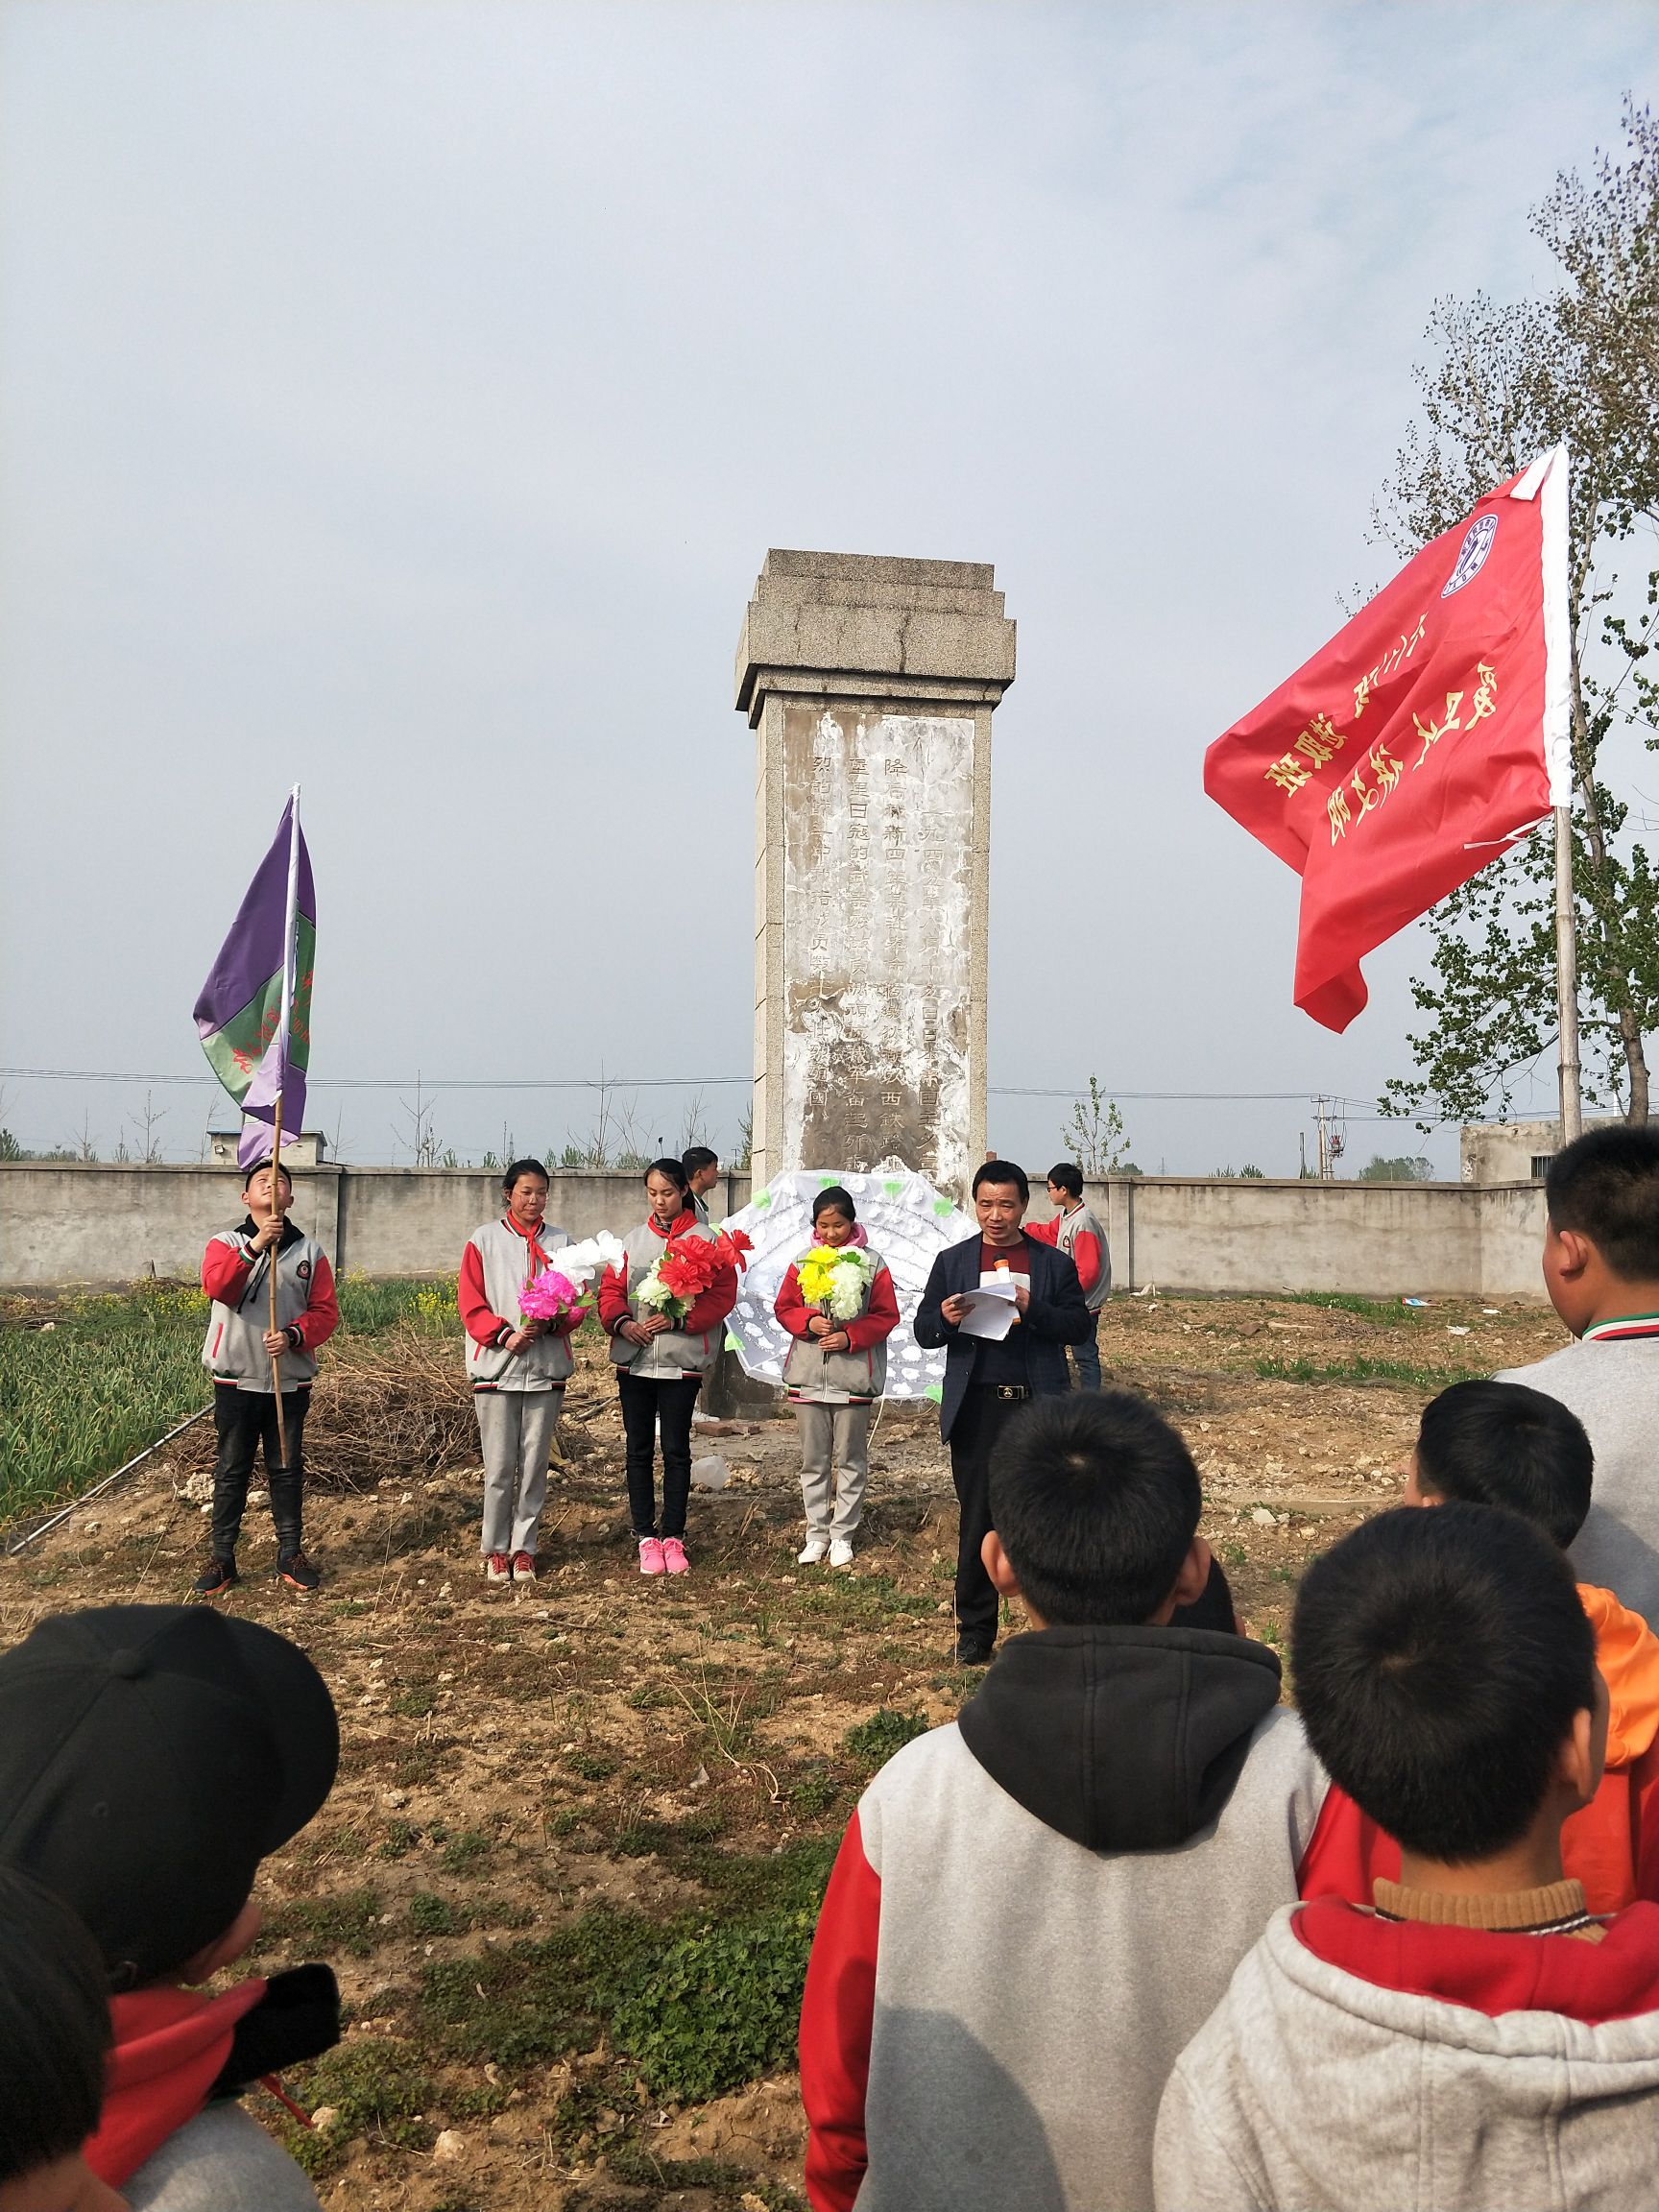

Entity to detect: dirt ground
[1,1289,1568,2211]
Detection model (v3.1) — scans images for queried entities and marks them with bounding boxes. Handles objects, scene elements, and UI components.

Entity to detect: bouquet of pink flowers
[517,1268,582,1325]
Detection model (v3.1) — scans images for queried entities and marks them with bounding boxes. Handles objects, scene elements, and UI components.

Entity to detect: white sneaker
[798,1536,830,1565]
[830,1538,854,1569]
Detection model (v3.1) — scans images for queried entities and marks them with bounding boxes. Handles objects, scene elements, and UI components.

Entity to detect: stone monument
[735,550,1017,1197]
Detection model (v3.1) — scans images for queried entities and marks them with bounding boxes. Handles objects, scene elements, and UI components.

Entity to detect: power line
[0,1065,1455,1120]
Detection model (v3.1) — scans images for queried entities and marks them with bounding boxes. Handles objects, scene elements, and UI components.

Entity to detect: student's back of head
[1412,1378,1594,1549]
[989,1389,1201,1625]
[1546,1124,1659,1280]
[1293,1503,1597,1861]
[0,1863,119,2209]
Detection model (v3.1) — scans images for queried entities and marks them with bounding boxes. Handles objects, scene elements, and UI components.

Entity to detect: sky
[2,0,1654,1179]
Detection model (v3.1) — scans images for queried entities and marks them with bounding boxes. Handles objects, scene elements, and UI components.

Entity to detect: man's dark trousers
[950,1386,1028,1648]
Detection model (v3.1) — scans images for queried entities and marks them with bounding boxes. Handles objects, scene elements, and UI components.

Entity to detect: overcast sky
[2,1,1653,1180]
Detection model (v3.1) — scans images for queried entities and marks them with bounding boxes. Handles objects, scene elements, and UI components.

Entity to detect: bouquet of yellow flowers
[796,1244,876,1321]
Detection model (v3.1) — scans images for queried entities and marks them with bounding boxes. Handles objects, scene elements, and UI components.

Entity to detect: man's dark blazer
[914,1234,1092,1441]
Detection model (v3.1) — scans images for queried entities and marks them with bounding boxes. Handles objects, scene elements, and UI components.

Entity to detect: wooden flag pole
[268,1090,289,1468]
[1555,805,1583,1146]
[266,784,302,1471]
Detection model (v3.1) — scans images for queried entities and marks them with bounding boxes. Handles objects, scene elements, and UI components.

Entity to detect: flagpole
[1535,447,1581,1150]
[1555,808,1582,1145]
[267,786,302,1463]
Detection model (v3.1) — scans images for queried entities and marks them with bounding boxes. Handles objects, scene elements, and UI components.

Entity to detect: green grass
[1274,1290,1422,1323]
[1253,1355,1487,1389]
[0,1275,462,1527]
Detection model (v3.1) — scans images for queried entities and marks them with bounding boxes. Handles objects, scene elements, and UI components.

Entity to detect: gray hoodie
[800,1626,1328,2212]
[1155,1903,1659,2211]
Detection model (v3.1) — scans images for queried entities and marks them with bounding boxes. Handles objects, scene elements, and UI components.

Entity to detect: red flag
[1205,448,1571,1031]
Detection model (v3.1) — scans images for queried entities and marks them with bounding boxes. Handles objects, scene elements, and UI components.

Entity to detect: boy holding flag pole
[193,790,336,1593]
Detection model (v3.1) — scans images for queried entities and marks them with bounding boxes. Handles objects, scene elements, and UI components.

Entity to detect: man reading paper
[914,1161,1092,1666]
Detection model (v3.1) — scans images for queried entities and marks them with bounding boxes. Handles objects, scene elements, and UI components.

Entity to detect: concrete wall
[1080,1175,1548,1300]
[1,1160,1550,1298]
[0,1164,749,1287]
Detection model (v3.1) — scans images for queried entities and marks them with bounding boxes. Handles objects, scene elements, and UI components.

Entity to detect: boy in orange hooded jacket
[1302,1378,1659,1913]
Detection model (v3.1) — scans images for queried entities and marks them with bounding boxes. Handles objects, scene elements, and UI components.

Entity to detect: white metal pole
[1555,804,1583,1145]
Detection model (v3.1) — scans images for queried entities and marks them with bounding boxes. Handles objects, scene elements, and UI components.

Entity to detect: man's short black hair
[1046,1162,1083,1199]
[501,1157,549,1194]
[0,1863,109,2183]
[1292,1503,1597,1863]
[1415,1380,1594,1549]
[1546,1124,1659,1279]
[973,1159,1030,1205]
[682,1146,719,1177]
[989,1390,1201,1626]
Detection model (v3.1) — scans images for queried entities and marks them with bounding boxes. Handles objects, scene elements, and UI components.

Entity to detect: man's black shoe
[193,1557,239,1599]
[276,1551,322,1594]
[953,1638,994,1668]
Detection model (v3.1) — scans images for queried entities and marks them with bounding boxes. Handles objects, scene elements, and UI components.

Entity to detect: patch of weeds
[391,1684,440,1719]
[625,1681,676,1711]
[419,1905,658,2070]
[607,1899,817,2102]
[262,1887,385,1960]
[566,1749,617,1781]
[439,1827,493,1874]
[379,1818,421,1861]
[328,1599,370,1618]
[1277,1290,1417,1322]
[1253,1356,1484,1389]
[390,1743,442,1788]
[277,2035,436,2177]
[1220,1542,1248,1569]
[844,1709,928,1770]
[409,1890,465,1936]
[789,1574,934,1623]
[787,1767,841,1815]
[605,2144,757,2190]
[548,1806,585,1837]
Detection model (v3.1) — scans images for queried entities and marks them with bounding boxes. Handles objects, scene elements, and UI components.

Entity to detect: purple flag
[194,794,315,1170]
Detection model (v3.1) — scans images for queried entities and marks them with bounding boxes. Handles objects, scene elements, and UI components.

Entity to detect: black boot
[270,1470,320,1592]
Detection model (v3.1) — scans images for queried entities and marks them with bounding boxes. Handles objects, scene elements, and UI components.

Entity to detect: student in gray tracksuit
[774,1187,902,1569]
[459,1159,582,1585]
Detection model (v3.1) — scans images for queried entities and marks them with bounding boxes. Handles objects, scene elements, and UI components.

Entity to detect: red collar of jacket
[87,1978,268,2186]
[648,1212,695,1241]
[1293,1895,1659,2025]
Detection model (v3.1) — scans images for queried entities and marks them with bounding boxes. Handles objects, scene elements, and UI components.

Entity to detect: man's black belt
[973,1382,1031,1402]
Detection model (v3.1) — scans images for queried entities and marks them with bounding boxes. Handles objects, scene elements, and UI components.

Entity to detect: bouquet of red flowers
[636,1229,752,1324]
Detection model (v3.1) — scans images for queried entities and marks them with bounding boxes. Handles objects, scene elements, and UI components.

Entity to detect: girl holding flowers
[774,1186,900,1567]
[459,1159,585,1586]
[598,1159,743,1575]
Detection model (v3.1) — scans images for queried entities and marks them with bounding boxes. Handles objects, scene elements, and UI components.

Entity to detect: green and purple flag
[194,791,315,1171]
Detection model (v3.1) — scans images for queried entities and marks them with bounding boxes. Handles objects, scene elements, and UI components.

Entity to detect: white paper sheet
[957,1279,1019,1341]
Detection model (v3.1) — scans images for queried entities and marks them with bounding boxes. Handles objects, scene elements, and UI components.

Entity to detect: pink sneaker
[638,1537,666,1575]
[661,1536,689,1575]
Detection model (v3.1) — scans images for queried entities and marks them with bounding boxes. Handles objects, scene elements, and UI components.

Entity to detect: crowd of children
[12,1123,1651,2205]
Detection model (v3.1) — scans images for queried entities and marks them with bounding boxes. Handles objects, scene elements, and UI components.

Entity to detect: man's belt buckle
[992,1384,1030,1403]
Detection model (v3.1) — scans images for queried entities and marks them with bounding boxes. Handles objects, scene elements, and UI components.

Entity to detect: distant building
[1459,1116,1617,1185]
[207,1129,328,1169]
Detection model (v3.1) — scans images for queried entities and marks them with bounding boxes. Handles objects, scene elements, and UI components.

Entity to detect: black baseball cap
[0,1606,338,1989]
